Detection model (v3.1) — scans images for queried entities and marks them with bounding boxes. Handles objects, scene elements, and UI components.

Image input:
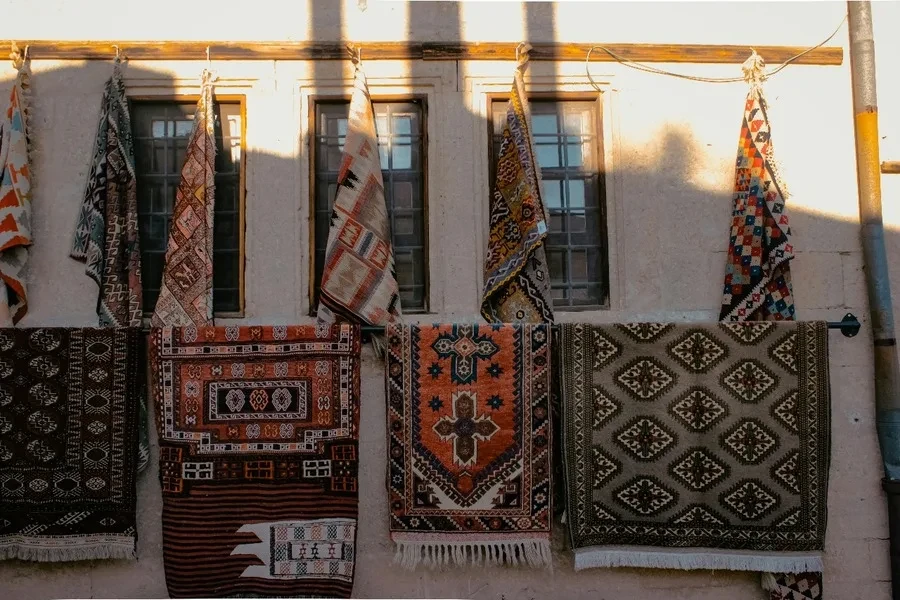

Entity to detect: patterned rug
[150,323,361,598]
[480,61,553,324]
[559,322,829,572]
[386,323,552,569]
[317,66,401,329]
[151,70,216,328]
[0,56,33,326]
[764,571,824,599]
[719,85,795,322]
[69,62,149,473]
[0,327,141,562]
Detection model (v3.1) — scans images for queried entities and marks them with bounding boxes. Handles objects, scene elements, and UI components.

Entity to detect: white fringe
[393,539,552,570]
[574,546,823,574]
[0,539,136,563]
[761,572,779,591]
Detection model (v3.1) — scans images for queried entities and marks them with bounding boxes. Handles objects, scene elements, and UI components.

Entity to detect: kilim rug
[0,327,141,561]
[151,69,216,328]
[558,322,829,573]
[719,81,795,321]
[480,59,553,324]
[150,323,361,598]
[69,62,150,473]
[0,55,33,326]
[763,571,824,599]
[386,323,552,569]
[317,65,401,329]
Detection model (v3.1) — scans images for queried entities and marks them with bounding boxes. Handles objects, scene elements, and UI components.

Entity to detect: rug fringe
[574,547,823,574]
[0,540,136,563]
[761,572,779,591]
[394,539,552,570]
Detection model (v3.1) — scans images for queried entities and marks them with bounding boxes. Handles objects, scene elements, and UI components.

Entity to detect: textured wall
[0,1,897,598]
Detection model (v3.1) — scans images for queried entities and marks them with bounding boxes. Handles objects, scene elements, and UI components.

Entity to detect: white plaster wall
[0,1,896,598]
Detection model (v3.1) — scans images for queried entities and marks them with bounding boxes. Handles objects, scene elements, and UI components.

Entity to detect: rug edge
[573,546,823,574]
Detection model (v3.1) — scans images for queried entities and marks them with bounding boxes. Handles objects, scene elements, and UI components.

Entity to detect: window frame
[307,94,430,315]
[486,91,610,311]
[128,94,248,319]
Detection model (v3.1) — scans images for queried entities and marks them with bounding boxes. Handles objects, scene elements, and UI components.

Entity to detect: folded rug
[150,323,361,598]
[0,327,142,562]
[386,323,552,569]
[559,321,829,573]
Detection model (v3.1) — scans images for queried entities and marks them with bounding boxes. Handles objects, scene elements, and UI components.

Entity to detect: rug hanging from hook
[151,71,216,327]
[0,54,33,326]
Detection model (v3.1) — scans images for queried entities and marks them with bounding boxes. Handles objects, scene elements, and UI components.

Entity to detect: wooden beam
[883,161,900,175]
[10,41,843,65]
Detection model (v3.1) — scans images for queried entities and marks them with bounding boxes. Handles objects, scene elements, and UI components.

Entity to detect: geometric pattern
[150,70,216,328]
[317,66,401,328]
[480,64,554,324]
[0,61,33,326]
[0,328,142,562]
[719,87,795,322]
[149,324,361,598]
[559,321,829,554]
[766,572,823,599]
[386,323,551,561]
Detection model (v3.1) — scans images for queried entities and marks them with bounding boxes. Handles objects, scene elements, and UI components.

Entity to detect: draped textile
[0,63,33,326]
[719,87,795,322]
[480,65,553,324]
[387,323,553,569]
[151,71,216,328]
[0,327,142,562]
[317,66,401,328]
[150,324,361,598]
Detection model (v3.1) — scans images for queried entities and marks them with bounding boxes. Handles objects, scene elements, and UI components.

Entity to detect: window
[131,99,244,315]
[312,100,427,312]
[490,98,608,308]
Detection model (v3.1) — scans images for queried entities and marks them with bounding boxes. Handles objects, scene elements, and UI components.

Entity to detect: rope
[586,14,847,90]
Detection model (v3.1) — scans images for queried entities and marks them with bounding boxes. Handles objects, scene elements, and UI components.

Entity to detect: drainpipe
[847,2,900,596]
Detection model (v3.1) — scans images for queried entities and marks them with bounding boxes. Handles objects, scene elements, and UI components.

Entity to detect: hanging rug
[150,323,361,598]
[0,327,142,562]
[386,323,553,569]
[559,321,829,573]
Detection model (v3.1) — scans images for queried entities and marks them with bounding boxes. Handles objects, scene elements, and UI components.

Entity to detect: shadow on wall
[0,8,887,600]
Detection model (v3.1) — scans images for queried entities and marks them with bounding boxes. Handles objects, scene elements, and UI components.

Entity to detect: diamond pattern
[771,390,799,433]
[720,359,778,403]
[616,323,674,343]
[592,447,621,488]
[668,387,728,432]
[772,450,800,494]
[767,572,822,600]
[669,504,727,526]
[667,330,729,374]
[721,418,779,465]
[614,416,677,462]
[769,331,798,374]
[720,479,780,520]
[719,322,774,345]
[592,386,620,429]
[614,358,677,401]
[614,476,678,516]
[668,447,730,492]
[592,329,622,369]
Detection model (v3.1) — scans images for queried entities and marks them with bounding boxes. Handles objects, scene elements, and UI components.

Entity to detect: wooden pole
[7,41,843,65]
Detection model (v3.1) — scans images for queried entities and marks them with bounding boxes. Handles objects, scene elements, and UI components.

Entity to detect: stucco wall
[0,1,898,598]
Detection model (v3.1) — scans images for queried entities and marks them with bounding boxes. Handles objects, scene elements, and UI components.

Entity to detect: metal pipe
[848,2,900,596]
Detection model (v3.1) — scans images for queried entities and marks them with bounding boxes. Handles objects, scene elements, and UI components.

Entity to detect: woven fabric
[0,67,33,326]
[70,64,143,329]
[766,572,824,599]
[480,68,553,324]
[720,88,795,321]
[559,322,830,572]
[150,323,361,598]
[0,327,141,562]
[317,67,401,328]
[386,323,552,569]
[151,71,216,328]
